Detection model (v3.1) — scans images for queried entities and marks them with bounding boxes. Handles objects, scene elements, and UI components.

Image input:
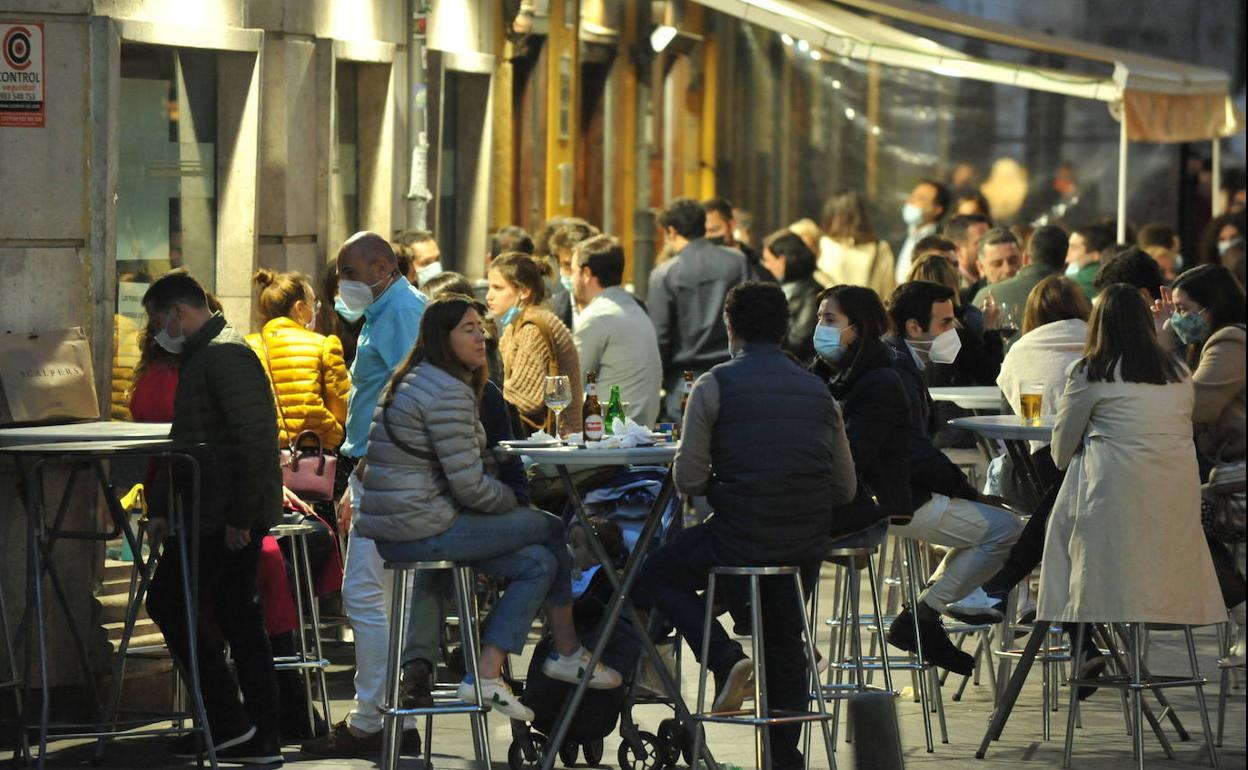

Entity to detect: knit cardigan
[498,307,583,435]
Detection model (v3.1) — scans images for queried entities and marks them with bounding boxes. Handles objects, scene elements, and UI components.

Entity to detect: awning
[691,0,1242,142]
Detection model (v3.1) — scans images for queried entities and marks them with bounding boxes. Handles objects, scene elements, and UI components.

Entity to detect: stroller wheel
[656,718,691,767]
[617,731,662,770]
[583,738,605,766]
[559,741,580,766]
[508,733,548,770]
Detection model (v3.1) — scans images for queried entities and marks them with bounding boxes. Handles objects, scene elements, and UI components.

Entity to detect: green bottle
[605,385,625,434]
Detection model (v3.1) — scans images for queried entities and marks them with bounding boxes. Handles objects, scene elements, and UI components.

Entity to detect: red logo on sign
[3,25,32,71]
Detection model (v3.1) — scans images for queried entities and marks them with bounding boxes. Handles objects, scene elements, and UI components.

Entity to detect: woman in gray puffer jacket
[356,296,621,722]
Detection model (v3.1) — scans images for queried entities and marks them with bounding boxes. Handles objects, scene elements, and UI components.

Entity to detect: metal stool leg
[689,572,718,770]
[381,567,411,770]
[749,575,772,770]
[902,539,935,752]
[1182,625,1218,768]
[296,533,333,731]
[288,534,315,736]
[865,553,894,695]
[455,565,493,770]
[794,572,837,770]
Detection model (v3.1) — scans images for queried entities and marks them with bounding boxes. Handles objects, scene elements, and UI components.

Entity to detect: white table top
[948,415,1053,441]
[929,386,1003,411]
[0,421,171,447]
[494,442,678,467]
[0,438,180,456]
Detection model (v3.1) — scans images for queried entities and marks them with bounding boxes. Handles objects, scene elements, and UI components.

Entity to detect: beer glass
[1020,381,1044,425]
[543,375,572,438]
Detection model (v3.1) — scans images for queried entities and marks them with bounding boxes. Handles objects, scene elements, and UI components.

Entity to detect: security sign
[1,22,44,127]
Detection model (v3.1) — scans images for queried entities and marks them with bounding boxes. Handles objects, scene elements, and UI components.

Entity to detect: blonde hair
[253,268,313,325]
[907,253,963,307]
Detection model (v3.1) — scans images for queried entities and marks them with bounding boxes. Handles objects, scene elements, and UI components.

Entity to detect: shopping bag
[0,327,101,425]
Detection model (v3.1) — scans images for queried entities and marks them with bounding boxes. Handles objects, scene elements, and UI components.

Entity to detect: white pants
[890,493,1022,611]
[342,475,414,733]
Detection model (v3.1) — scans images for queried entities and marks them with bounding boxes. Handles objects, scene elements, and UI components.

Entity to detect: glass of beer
[1020,381,1044,425]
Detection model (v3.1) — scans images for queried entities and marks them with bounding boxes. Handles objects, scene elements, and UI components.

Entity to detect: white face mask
[338,271,393,313]
[929,327,962,364]
[416,261,444,286]
[155,313,186,354]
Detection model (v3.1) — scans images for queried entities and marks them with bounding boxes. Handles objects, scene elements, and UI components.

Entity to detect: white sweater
[997,318,1088,450]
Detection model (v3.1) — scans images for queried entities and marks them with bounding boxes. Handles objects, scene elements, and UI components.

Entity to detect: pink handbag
[262,335,338,502]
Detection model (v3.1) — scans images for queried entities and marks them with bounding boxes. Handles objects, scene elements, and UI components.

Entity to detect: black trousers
[147,529,280,739]
[634,525,816,768]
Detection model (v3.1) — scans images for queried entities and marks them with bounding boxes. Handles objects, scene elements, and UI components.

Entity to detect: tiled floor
[29,563,1246,769]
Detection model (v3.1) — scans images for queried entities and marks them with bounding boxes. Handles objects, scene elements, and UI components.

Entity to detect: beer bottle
[679,370,694,418]
[605,385,625,434]
[583,372,604,442]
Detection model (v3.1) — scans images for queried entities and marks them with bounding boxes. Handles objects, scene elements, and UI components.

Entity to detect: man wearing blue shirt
[304,232,427,757]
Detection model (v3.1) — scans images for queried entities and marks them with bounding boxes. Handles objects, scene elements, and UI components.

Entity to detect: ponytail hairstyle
[381,295,490,411]
[254,268,314,325]
[489,251,552,307]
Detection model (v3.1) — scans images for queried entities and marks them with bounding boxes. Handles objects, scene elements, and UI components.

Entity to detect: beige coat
[1191,324,1246,464]
[1037,362,1224,626]
[818,237,896,299]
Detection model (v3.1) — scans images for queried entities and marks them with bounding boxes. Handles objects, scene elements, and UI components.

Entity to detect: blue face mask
[813,324,847,363]
[1171,309,1211,346]
[498,305,520,327]
[334,295,365,323]
[901,203,924,228]
[1065,262,1082,277]
[560,273,574,292]
[1218,237,1243,256]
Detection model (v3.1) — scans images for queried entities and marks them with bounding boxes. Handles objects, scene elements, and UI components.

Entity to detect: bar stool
[381,560,491,770]
[1062,622,1217,770]
[269,520,332,737]
[0,555,22,759]
[690,565,836,770]
[811,546,894,748]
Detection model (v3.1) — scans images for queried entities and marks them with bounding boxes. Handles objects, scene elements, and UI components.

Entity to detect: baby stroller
[506,466,681,770]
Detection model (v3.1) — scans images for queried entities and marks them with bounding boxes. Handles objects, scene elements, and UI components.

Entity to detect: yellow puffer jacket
[246,317,351,449]
[111,314,141,420]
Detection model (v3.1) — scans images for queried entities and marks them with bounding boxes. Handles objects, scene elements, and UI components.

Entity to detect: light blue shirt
[340,278,428,458]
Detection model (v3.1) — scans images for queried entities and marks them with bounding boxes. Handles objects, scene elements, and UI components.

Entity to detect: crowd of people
[122,187,1245,767]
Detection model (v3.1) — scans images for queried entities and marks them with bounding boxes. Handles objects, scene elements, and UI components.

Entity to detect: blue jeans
[375,507,573,655]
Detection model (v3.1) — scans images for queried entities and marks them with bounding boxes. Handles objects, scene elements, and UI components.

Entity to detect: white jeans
[890,493,1022,611]
[342,475,414,734]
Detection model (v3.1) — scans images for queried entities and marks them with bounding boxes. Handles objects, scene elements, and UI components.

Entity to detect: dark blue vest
[706,344,843,564]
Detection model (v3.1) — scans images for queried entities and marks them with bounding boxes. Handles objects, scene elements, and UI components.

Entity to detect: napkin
[566,418,656,449]
[527,429,556,442]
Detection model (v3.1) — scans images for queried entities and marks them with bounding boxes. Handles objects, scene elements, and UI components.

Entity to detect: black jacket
[882,335,980,509]
[171,313,283,533]
[781,277,822,365]
[814,337,915,527]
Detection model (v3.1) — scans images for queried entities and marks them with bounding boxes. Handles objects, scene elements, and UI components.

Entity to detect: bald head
[337,231,400,297]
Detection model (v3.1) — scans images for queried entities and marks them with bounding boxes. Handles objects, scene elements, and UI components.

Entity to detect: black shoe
[300,720,381,758]
[711,655,754,712]
[401,727,422,755]
[217,732,284,765]
[170,723,256,758]
[887,607,975,676]
[1076,650,1106,702]
[400,659,435,709]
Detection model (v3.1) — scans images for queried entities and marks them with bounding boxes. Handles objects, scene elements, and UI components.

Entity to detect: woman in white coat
[1037,284,1223,628]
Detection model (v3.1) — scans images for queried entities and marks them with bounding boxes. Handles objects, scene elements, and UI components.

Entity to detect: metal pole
[1212,138,1223,217]
[406,0,432,230]
[1117,104,1128,243]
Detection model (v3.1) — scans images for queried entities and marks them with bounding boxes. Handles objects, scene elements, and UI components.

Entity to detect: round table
[947,414,1053,442]
[0,421,171,448]
[494,442,678,466]
[929,386,1004,412]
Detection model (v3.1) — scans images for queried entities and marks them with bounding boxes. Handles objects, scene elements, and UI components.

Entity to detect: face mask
[334,295,365,323]
[707,235,729,247]
[337,271,392,313]
[929,327,962,364]
[1218,237,1243,256]
[559,273,574,292]
[1065,262,1082,277]
[902,203,924,227]
[498,305,520,327]
[1171,310,1211,345]
[416,261,443,286]
[155,314,186,354]
[813,325,846,363]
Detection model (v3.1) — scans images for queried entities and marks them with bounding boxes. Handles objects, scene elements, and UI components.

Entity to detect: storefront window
[113,44,217,419]
[332,61,360,246]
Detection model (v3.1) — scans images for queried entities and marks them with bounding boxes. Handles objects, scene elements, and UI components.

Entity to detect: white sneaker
[541,646,624,690]
[1219,602,1247,669]
[457,677,535,722]
[945,587,1005,626]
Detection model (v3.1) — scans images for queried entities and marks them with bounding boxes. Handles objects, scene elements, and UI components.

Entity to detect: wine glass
[543,375,572,440]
